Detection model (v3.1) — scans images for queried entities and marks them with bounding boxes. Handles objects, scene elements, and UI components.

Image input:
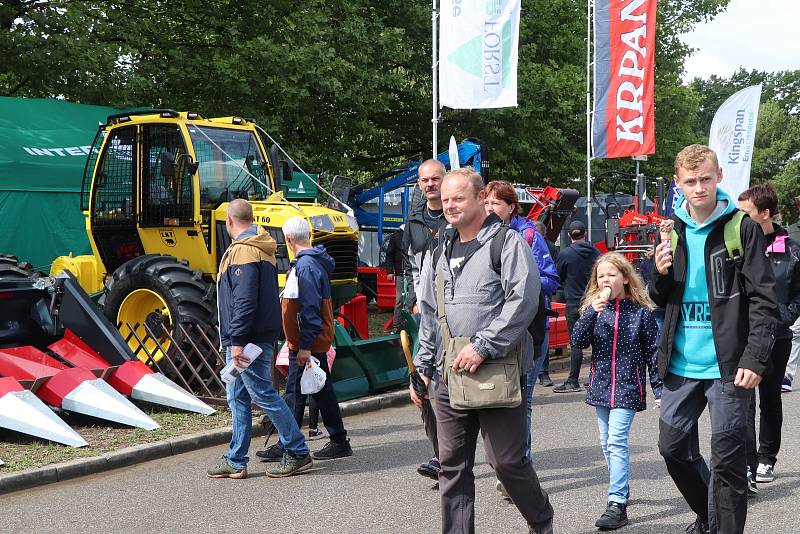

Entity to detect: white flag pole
[432,0,439,158]
[586,0,593,241]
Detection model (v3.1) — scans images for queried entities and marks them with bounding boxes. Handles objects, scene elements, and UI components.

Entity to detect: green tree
[0,0,737,186]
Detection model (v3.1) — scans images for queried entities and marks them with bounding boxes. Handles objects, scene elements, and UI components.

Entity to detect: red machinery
[525,185,580,243]
[596,171,669,263]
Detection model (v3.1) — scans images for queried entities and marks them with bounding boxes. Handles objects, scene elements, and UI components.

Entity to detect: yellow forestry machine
[50,109,360,362]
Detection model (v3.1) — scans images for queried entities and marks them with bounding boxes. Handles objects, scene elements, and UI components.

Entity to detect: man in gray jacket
[411,168,554,534]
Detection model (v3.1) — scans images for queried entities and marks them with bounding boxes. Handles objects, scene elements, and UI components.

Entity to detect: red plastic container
[376,269,396,311]
[338,293,370,340]
[548,302,569,349]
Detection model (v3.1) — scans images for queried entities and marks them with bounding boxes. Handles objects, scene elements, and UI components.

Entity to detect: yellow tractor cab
[51,109,359,361]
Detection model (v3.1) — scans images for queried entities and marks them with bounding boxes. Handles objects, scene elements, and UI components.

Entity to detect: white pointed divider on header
[62,379,160,431]
[709,85,762,202]
[439,0,520,109]
[0,377,88,448]
[130,373,216,416]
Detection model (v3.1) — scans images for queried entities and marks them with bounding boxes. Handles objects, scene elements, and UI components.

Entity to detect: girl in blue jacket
[572,252,662,530]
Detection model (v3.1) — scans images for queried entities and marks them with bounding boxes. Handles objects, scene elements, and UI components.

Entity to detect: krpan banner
[592,0,657,159]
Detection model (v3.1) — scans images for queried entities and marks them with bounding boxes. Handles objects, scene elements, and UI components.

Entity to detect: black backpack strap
[490,226,510,275]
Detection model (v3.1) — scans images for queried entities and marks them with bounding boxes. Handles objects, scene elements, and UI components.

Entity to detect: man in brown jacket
[261,216,353,462]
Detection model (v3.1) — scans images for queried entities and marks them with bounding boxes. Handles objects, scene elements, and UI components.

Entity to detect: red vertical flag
[592,0,657,159]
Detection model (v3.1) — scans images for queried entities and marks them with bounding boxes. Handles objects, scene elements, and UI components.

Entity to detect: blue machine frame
[349,138,487,243]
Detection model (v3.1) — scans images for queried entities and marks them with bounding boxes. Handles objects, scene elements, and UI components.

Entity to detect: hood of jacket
[570,241,599,259]
[295,245,335,275]
[673,188,737,229]
[508,215,534,235]
[232,225,277,255]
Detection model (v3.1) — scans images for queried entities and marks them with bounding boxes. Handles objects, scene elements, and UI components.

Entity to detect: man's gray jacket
[414,214,541,379]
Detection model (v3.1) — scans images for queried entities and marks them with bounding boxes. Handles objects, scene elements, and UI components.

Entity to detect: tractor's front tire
[103,255,218,378]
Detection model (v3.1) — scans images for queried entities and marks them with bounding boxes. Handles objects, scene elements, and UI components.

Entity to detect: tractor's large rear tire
[0,255,44,280]
[103,255,219,390]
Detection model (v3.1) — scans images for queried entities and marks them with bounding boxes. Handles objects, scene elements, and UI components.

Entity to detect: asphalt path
[3,368,799,534]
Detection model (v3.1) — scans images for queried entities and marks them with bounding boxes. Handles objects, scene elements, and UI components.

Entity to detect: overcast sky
[680,0,800,81]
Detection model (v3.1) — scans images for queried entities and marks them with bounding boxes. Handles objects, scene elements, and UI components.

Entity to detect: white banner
[439,0,520,109]
[709,85,762,201]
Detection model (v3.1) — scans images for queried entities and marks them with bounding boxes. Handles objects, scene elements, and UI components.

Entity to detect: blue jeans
[596,406,635,505]
[525,330,549,462]
[224,343,308,469]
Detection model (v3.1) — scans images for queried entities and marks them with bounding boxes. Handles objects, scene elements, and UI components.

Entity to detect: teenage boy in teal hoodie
[650,145,779,534]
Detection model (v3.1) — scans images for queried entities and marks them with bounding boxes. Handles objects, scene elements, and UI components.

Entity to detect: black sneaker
[595,502,628,530]
[312,439,353,460]
[685,517,710,534]
[528,518,553,534]
[256,443,284,462]
[553,380,582,393]
[747,467,758,497]
[539,373,554,387]
[417,457,441,480]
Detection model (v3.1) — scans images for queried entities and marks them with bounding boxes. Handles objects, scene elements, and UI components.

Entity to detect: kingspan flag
[439,0,521,109]
[592,0,657,159]
[709,85,762,202]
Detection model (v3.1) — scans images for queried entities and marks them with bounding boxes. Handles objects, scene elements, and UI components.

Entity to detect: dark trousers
[433,379,553,533]
[566,305,583,383]
[285,349,347,443]
[539,329,550,375]
[393,275,408,331]
[746,338,792,471]
[658,373,750,534]
[309,397,320,429]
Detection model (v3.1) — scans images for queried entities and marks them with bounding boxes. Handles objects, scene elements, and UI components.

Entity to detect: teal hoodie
[668,189,738,379]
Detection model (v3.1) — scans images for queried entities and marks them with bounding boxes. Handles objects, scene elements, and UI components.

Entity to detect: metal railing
[120,320,228,403]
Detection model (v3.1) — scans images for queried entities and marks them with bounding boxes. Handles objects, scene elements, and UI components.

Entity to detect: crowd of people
[204,143,800,534]
[407,144,799,534]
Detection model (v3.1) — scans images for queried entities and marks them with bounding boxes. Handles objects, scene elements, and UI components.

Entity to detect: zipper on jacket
[610,299,620,408]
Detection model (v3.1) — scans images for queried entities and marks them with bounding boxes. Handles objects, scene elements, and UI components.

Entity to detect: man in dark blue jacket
[554,220,601,393]
[261,216,352,462]
[207,199,311,480]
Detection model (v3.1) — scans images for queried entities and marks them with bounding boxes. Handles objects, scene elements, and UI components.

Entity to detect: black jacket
[402,204,447,305]
[765,225,800,340]
[383,229,407,275]
[556,241,601,307]
[650,212,780,381]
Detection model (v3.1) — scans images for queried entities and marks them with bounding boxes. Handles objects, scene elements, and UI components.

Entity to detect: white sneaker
[756,462,775,483]
[308,428,326,441]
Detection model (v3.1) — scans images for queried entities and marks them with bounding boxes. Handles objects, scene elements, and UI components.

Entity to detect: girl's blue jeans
[595,406,636,505]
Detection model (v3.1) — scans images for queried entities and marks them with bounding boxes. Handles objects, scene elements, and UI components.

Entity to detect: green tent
[0,97,120,271]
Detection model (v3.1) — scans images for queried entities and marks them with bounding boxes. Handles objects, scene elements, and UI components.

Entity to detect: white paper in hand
[220,343,263,384]
[300,356,327,394]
